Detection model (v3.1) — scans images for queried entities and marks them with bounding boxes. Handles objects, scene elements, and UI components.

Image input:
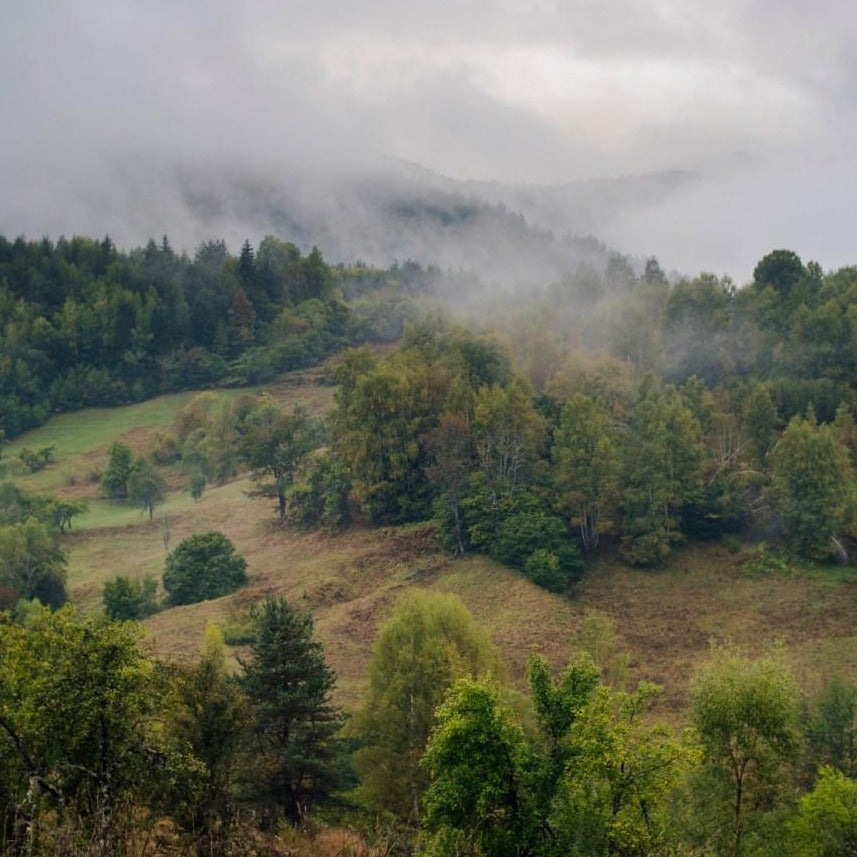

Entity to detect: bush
[162,532,247,605]
[18,445,56,473]
[102,442,134,499]
[523,549,567,593]
[103,575,159,620]
[464,488,581,590]
[286,452,351,531]
[189,471,206,501]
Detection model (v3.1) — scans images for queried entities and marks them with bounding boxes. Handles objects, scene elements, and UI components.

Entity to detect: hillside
[6,373,857,718]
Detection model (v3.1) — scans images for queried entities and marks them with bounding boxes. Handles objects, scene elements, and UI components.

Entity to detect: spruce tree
[239,597,343,824]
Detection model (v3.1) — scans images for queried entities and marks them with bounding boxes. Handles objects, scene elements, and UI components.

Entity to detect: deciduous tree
[103,575,158,621]
[553,393,620,551]
[0,517,67,608]
[167,624,246,845]
[691,644,800,857]
[0,609,178,854]
[620,377,704,564]
[101,441,135,499]
[128,456,166,521]
[241,397,321,522]
[787,766,857,857]
[420,679,533,857]
[769,412,855,560]
[355,591,497,822]
[555,681,694,857]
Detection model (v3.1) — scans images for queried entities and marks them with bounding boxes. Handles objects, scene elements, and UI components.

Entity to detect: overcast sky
[2,0,855,279]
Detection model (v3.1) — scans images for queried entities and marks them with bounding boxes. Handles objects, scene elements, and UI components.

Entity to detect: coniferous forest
[3,232,857,856]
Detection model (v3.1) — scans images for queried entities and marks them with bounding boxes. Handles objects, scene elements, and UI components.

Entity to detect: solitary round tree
[162,531,247,605]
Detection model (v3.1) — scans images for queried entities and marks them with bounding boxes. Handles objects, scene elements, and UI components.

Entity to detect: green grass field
[4,377,857,717]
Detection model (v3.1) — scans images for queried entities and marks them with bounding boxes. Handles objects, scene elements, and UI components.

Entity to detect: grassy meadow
[5,372,857,717]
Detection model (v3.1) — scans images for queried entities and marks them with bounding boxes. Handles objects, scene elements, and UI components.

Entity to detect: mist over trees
[5,227,857,853]
[5,235,857,573]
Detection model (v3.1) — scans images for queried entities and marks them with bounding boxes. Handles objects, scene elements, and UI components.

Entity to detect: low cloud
[1,0,854,280]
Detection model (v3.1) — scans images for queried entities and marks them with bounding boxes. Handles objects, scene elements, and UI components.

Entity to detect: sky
[1,0,855,281]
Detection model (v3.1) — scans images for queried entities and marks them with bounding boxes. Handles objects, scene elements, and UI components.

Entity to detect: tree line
[296,320,856,573]
[0,234,366,438]
[111,294,857,583]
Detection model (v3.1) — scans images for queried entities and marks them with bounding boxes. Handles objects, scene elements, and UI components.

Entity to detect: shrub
[103,575,159,620]
[523,549,567,593]
[286,452,351,531]
[162,532,247,605]
[189,471,206,501]
[102,442,134,499]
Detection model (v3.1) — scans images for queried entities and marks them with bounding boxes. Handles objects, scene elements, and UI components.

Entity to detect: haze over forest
[3,0,856,283]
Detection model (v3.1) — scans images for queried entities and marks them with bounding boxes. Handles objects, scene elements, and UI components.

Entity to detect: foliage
[553,681,695,857]
[0,235,344,440]
[528,653,600,830]
[742,543,794,578]
[103,574,159,621]
[286,450,352,531]
[162,531,247,605]
[128,455,167,520]
[805,677,857,778]
[426,412,476,556]
[48,496,89,533]
[241,397,323,522]
[0,482,87,532]
[239,596,345,824]
[620,376,704,564]
[175,391,256,484]
[463,485,581,591]
[471,378,546,496]
[332,349,449,523]
[166,624,247,844]
[769,412,855,560]
[0,608,188,853]
[189,469,206,500]
[0,517,67,608]
[354,591,497,822]
[574,610,631,689]
[101,441,135,499]
[743,382,778,467]
[17,444,56,472]
[690,644,801,857]
[786,766,857,857]
[753,249,806,295]
[552,393,620,551]
[420,678,533,857]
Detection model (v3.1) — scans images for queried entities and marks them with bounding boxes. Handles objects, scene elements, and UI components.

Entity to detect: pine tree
[239,597,344,824]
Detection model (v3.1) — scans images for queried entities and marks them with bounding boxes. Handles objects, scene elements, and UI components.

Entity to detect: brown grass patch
[66,500,857,720]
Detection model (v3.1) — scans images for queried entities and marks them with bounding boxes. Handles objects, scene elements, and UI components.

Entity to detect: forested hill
[5,232,857,572]
[0,235,352,437]
[9,159,622,290]
[3,232,857,446]
[4,236,857,854]
[176,166,614,288]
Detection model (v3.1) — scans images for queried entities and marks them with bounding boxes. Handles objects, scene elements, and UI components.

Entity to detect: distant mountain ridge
[168,159,698,288]
[5,154,699,288]
[389,159,698,237]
